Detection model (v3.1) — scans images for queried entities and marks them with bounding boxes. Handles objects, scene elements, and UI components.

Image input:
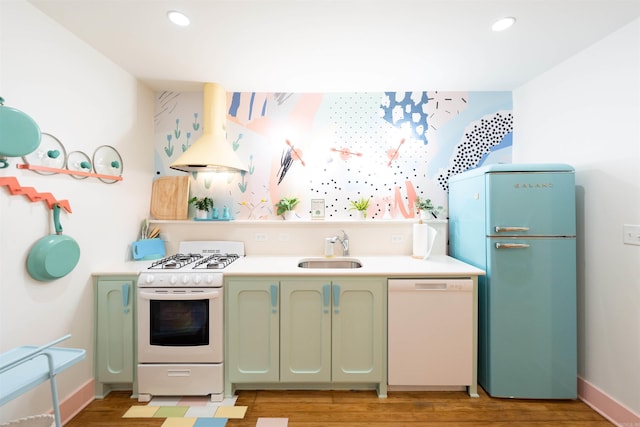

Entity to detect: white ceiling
[27,0,640,92]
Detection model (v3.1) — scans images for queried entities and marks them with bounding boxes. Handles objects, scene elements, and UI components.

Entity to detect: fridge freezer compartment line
[487,235,576,238]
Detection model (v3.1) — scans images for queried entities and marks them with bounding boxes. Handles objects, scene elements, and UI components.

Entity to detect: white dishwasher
[388,278,475,394]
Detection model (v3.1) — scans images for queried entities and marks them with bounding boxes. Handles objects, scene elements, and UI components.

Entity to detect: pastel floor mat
[123,396,287,426]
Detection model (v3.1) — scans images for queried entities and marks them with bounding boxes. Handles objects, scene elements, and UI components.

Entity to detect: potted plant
[189,196,214,219]
[415,196,443,220]
[349,197,370,219]
[275,197,300,220]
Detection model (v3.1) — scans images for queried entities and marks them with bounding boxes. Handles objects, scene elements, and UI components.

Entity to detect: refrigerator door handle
[495,226,530,233]
[495,242,530,249]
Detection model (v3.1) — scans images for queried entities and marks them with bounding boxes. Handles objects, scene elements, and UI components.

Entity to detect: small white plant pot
[196,209,209,219]
[283,210,296,221]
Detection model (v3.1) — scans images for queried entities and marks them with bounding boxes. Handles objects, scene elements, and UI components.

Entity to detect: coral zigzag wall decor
[154,91,512,220]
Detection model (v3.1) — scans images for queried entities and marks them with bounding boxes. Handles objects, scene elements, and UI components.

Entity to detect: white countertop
[91,261,151,276]
[92,255,484,278]
[223,255,484,277]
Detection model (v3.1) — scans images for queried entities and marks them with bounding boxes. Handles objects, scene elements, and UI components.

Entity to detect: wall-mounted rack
[17,163,123,182]
[17,136,123,183]
[0,176,72,212]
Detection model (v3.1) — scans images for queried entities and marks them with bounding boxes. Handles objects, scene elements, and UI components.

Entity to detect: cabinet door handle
[322,284,330,313]
[270,284,278,314]
[333,284,340,314]
[121,284,130,313]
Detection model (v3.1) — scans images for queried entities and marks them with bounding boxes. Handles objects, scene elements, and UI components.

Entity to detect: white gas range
[138,240,244,287]
[137,241,244,402]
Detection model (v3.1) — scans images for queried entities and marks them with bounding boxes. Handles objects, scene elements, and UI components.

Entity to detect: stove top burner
[193,254,239,270]
[147,253,239,271]
[148,253,203,270]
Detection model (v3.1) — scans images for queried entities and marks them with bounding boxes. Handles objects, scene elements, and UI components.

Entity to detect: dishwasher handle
[415,282,447,290]
[388,279,473,292]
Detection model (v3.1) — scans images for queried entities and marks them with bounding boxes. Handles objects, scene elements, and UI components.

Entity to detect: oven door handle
[137,289,221,300]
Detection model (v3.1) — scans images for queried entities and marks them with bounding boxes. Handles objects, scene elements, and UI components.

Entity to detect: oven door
[137,287,223,363]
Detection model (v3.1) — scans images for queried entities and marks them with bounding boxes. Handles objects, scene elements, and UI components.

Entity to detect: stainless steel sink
[297,258,362,269]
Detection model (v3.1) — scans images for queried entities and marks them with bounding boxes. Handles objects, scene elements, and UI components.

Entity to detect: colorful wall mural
[154,91,512,220]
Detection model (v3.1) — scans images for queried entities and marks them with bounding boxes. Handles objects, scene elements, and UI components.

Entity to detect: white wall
[514,19,640,418]
[2,0,638,423]
[0,0,154,421]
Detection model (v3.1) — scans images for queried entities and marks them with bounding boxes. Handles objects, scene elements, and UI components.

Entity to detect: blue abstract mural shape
[477,131,512,167]
[229,93,242,117]
[229,92,269,121]
[382,91,430,145]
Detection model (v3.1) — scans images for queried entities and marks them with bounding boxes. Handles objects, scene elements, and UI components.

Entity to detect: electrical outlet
[391,234,404,243]
[278,233,290,242]
[255,233,268,242]
[623,224,640,246]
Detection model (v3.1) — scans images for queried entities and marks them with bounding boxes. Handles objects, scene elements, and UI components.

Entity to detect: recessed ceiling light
[492,17,516,32]
[167,10,190,27]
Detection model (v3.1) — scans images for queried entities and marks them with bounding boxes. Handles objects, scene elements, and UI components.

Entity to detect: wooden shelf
[17,163,123,182]
[148,219,447,226]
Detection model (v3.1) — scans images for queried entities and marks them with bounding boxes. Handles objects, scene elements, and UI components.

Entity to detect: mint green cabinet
[94,277,135,398]
[280,279,331,382]
[226,277,386,396]
[226,279,280,384]
[330,278,385,383]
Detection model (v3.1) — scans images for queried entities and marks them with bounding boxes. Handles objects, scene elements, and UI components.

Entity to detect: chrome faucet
[333,230,349,256]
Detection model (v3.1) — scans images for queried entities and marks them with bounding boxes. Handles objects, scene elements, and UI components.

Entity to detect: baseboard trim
[578,376,640,427]
[58,378,95,425]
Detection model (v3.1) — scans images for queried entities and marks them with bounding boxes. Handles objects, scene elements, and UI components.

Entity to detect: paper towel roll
[413,223,429,258]
[413,223,438,259]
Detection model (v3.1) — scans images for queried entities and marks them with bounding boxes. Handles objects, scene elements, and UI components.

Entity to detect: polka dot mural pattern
[437,111,513,191]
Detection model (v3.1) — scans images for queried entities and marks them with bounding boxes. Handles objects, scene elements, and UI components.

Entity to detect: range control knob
[143,274,154,284]
[169,275,178,285]
[181,275,190,285]
[193,275,202,284]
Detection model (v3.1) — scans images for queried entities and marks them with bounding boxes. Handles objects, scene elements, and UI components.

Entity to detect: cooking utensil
[66,151,92,179]
[148,226,160,239]
[92,145,123,183]
[149,176,190,220]
[21,132,67,174]
[26,204,80,281]
[0,97,41,167]
[139,219,149,239]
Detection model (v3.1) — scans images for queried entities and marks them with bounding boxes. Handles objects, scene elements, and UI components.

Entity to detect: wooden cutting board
[150,176,190,220]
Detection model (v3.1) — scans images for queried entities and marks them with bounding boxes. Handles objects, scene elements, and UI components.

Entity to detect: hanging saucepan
[0,96,41,169]
[27,204,81,281]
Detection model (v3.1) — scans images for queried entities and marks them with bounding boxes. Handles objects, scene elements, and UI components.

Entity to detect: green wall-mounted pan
[0,97,41,163]
[27,204,80,281]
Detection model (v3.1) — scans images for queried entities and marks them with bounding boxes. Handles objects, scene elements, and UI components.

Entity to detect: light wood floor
[65,388,612,426]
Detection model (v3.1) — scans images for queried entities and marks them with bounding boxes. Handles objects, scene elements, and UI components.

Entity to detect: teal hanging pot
[27,204,81,281]
[0,96,41,168]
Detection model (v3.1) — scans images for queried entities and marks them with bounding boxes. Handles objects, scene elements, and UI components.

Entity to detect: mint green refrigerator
[449,163,577,399]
